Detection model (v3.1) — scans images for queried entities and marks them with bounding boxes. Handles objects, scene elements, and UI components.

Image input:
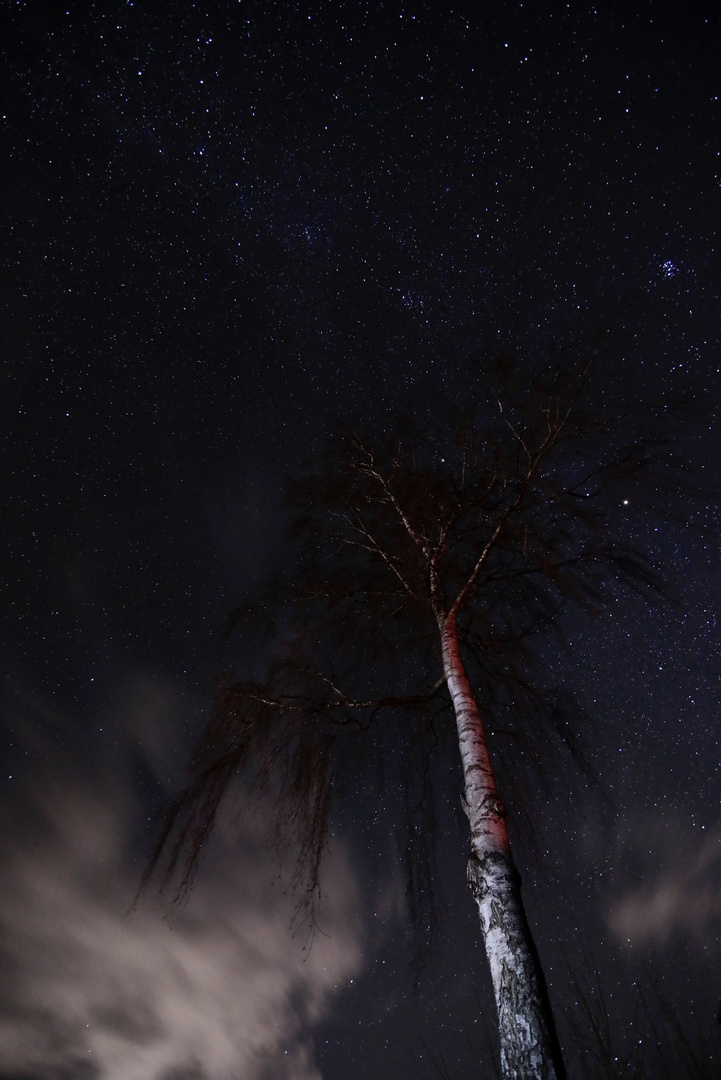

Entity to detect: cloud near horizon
[0,679,364,1080]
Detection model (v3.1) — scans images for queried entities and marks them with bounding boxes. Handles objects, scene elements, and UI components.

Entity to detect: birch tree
[143,356,687,1080]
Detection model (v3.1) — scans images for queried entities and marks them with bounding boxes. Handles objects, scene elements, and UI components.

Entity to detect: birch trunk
[439,612,566,1080]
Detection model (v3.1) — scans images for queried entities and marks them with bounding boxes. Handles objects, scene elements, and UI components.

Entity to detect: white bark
[440,613,565,1080]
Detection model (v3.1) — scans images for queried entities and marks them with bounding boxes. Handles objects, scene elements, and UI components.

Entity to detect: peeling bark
[467,851,565,1080]
[440,613,566,1080]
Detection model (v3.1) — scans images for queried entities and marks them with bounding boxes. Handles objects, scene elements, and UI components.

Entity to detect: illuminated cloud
[0,680,363,1080]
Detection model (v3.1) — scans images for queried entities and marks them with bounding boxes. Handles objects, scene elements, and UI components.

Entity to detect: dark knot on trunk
[466,849,522,901]
[460,790,507,823]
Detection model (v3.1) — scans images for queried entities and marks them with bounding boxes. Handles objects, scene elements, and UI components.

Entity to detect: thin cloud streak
[608,816,721,948]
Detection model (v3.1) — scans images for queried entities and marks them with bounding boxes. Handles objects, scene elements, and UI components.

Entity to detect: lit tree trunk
[439,612,566,1080]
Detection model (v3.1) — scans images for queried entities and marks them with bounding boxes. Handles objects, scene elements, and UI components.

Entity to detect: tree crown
[141,354,697,932]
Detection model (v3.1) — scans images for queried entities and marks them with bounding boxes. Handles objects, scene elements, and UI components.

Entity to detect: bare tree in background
[142,353,691,1080]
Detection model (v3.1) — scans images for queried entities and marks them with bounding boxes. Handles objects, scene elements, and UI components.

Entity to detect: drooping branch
[141,352,701,1066]
[139,655,449,916]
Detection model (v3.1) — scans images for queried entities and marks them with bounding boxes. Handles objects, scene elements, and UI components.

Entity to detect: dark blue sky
[1,2,720,1077]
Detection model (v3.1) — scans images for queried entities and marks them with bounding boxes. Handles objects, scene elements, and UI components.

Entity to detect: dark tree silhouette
[142,354,692,1080]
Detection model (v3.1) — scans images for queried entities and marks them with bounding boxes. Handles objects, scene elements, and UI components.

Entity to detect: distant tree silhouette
[142,352,692,1080]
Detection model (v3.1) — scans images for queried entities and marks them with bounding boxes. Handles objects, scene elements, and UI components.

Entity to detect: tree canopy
[141,352,697,1079]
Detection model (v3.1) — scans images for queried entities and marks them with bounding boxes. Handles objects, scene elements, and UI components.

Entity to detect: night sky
[2,2,721,1078]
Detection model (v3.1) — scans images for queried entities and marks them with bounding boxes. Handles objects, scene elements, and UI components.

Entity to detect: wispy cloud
[0,676,363,1080]
[608,814,721,948]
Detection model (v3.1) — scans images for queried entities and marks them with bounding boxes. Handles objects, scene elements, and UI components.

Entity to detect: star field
[1,2,721,1078]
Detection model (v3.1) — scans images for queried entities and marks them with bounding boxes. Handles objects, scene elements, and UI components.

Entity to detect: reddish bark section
[441,611,565,1080]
